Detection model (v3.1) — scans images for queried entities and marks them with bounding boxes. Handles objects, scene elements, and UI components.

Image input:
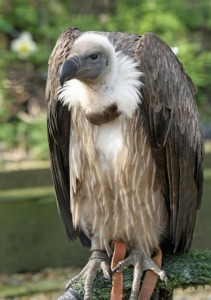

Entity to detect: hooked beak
[59,56,80,86]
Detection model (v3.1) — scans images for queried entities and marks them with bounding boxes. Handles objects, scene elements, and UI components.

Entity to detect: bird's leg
[64,236,111,300]
[112,247,167,300]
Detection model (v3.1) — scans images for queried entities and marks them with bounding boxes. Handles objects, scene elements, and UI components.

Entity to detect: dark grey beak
[59,56,80,86]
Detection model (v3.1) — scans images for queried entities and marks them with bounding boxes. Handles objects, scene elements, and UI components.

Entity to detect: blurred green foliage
[0,0,211,161]
[0,116,48,160]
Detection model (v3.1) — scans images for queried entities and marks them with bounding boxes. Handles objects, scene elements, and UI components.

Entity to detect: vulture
[45,28,204,299]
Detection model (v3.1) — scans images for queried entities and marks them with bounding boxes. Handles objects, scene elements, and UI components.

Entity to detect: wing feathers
[135,32,204,252]
[46,28,90,246]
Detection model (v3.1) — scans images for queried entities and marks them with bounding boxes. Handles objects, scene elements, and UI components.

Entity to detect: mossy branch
[72,250,211,300]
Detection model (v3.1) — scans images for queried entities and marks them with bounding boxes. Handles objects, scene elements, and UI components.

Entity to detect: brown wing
[45,27,90,246]
[135,33,204,252]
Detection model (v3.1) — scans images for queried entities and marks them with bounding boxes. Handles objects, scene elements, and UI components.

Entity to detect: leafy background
[0,0,211,163]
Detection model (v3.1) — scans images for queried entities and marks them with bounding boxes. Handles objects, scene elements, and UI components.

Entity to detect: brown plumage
[45,28,204,299]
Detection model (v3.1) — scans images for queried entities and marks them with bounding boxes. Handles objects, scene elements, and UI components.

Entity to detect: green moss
[72,250,211,300]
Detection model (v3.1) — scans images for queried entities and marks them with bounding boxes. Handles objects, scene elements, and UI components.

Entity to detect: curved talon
[65,279,76,291]
[158,270,167,281]
[101,260,112,283]
[112,259,126,274]
[163,274,168,285]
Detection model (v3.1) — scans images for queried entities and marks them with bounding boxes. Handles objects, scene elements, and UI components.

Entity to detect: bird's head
[58,33,142,125]
[60,34,117,87]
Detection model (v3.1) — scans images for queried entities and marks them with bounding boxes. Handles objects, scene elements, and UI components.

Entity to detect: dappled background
[0,0,211,161]
[0,0,211,299]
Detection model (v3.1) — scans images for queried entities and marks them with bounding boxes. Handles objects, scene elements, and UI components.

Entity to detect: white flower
[11,31,37,59]
[171,47,179,55]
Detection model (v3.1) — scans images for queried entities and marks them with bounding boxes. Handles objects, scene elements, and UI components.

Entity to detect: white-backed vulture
[45,28,204,300]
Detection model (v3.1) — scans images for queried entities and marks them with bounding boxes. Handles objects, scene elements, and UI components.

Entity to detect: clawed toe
[62,250,110,300]
[111,248,168,299]
[111,259,126,274]
[160,271,168,285]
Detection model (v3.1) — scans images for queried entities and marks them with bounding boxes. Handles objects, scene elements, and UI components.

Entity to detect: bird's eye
[89,54,99,61]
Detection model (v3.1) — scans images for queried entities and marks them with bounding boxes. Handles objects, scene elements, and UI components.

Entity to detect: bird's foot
[64,250,111,300]
[112,248,167,300]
